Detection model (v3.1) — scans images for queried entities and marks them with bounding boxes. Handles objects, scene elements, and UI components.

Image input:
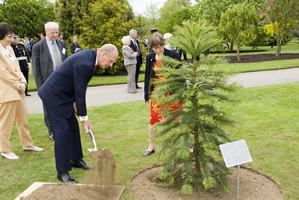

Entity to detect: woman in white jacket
[122,36,138,93]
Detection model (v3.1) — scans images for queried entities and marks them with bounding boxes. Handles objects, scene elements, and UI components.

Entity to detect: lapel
[41,38,52,61]
[56,40,66,60]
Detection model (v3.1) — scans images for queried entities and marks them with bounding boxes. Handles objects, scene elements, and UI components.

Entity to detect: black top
[70,42,81,54]
[144,48,180,101]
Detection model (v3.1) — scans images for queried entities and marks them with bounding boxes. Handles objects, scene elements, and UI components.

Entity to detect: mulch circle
[130,165,283,200]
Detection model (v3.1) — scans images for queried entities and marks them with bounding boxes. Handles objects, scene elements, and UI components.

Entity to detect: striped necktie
[134,40,140,56]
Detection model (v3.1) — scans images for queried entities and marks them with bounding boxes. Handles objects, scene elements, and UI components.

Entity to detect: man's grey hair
[129,29,137,36]
[45,22,59,31]
[98,44,118,56]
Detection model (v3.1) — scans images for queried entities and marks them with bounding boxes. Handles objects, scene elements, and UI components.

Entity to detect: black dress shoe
[136,86,142,89]
[25,93,31,96]
[144,149,155,156]
[57,172,78,183]
[71,160,91,170]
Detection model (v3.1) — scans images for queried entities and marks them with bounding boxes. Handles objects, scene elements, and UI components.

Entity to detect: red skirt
[149,100,181,125]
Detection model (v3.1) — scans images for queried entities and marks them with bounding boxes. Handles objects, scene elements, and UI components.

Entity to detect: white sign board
[219,140,252,168]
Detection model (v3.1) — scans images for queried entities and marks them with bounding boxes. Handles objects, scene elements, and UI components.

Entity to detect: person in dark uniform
[149,27,158,52]
[11,35,31,96]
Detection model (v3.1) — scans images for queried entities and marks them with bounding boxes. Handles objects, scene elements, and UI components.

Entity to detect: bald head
[98,44,118,56]
[45,22,59,41]
[97,44,119,69]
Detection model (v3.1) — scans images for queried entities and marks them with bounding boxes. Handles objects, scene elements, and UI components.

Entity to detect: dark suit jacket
[144,48,180,101]
[38,50,97,119]
[32,38,68,89]
[130,39,142,65]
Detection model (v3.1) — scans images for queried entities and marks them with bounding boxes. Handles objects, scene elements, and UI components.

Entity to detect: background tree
[135,14,147,39]
[0,0,54,38]
[55,0,94,42]
[158,0,191,33]
[247,22,273,48]
[219,3,259,61]
[79,0,135,74]
[195,0,263,51]
[143,2,160,28]
[153,20,238,195]
[259,0,299,56]
[162,7,194,33]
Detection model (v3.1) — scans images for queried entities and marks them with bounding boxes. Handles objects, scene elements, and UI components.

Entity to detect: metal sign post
[219,140,252,200]
[237,165,240,200]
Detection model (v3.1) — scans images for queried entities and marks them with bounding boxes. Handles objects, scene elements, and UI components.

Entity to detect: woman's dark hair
[0,23,15,40]
[150,32,165,48]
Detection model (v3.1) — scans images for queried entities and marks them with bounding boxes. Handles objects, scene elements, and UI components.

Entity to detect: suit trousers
[135,57,142,87]
[0,96,33,152]
[42,102,53,135]
[21,69,29,94]
[45,103,83,173]
[125,64,137,93]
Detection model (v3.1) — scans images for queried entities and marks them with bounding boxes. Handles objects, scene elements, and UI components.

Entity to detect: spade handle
[89,130,97,149]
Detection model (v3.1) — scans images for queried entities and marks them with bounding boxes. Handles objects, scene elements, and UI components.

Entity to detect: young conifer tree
[153,20,238,195]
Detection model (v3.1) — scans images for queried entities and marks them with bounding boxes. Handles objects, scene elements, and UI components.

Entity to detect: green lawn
[27,39,299,91]
[216,58,299,73]
[1,82,299,200]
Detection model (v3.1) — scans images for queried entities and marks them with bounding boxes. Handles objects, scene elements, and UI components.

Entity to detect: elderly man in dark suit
[38,44,118,183]
[32,22,68,140]
[129,29,143,89]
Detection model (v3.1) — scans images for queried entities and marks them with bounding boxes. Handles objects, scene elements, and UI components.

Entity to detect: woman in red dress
[143,32,181,156]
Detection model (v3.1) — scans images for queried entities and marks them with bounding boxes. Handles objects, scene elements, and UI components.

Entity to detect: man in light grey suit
[32,22,68,140]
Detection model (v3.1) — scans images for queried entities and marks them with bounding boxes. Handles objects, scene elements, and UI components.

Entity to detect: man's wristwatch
[79,115,88,121]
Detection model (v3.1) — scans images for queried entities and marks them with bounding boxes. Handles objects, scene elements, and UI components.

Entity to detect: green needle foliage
[152,20,239,196]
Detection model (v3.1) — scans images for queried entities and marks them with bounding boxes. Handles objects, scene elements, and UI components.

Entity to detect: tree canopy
[78,0,135,74]
[220,3,259,60]
[55,0,94,41]
[194,0,263,51]
[259,0,299,56]
[0,0,54,38]
[157,0,192,33]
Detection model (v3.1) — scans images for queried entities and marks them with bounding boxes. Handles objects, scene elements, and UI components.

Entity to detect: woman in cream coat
[122,35,138,93]
[0,23,43,160]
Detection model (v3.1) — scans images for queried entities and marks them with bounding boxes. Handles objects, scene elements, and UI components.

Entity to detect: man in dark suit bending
[32,22,68,140]
[38,44,119,183]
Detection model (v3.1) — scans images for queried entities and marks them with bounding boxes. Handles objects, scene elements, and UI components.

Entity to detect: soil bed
[227,53,299,63]
[22,184,122,200]
[130,166,283,200]
[20,149,121,200]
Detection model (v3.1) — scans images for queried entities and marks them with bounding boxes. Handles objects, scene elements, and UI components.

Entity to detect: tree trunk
[276,36,281,56]
[230,42,234,52]
[193,118,201,175]
[237,40,240,61]
[192,61,201,174]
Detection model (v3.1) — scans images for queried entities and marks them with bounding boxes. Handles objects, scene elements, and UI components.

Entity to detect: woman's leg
[15,95,33,147]
[147,124,156,151]
[0,101,17,152]
[126,64,137,93]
